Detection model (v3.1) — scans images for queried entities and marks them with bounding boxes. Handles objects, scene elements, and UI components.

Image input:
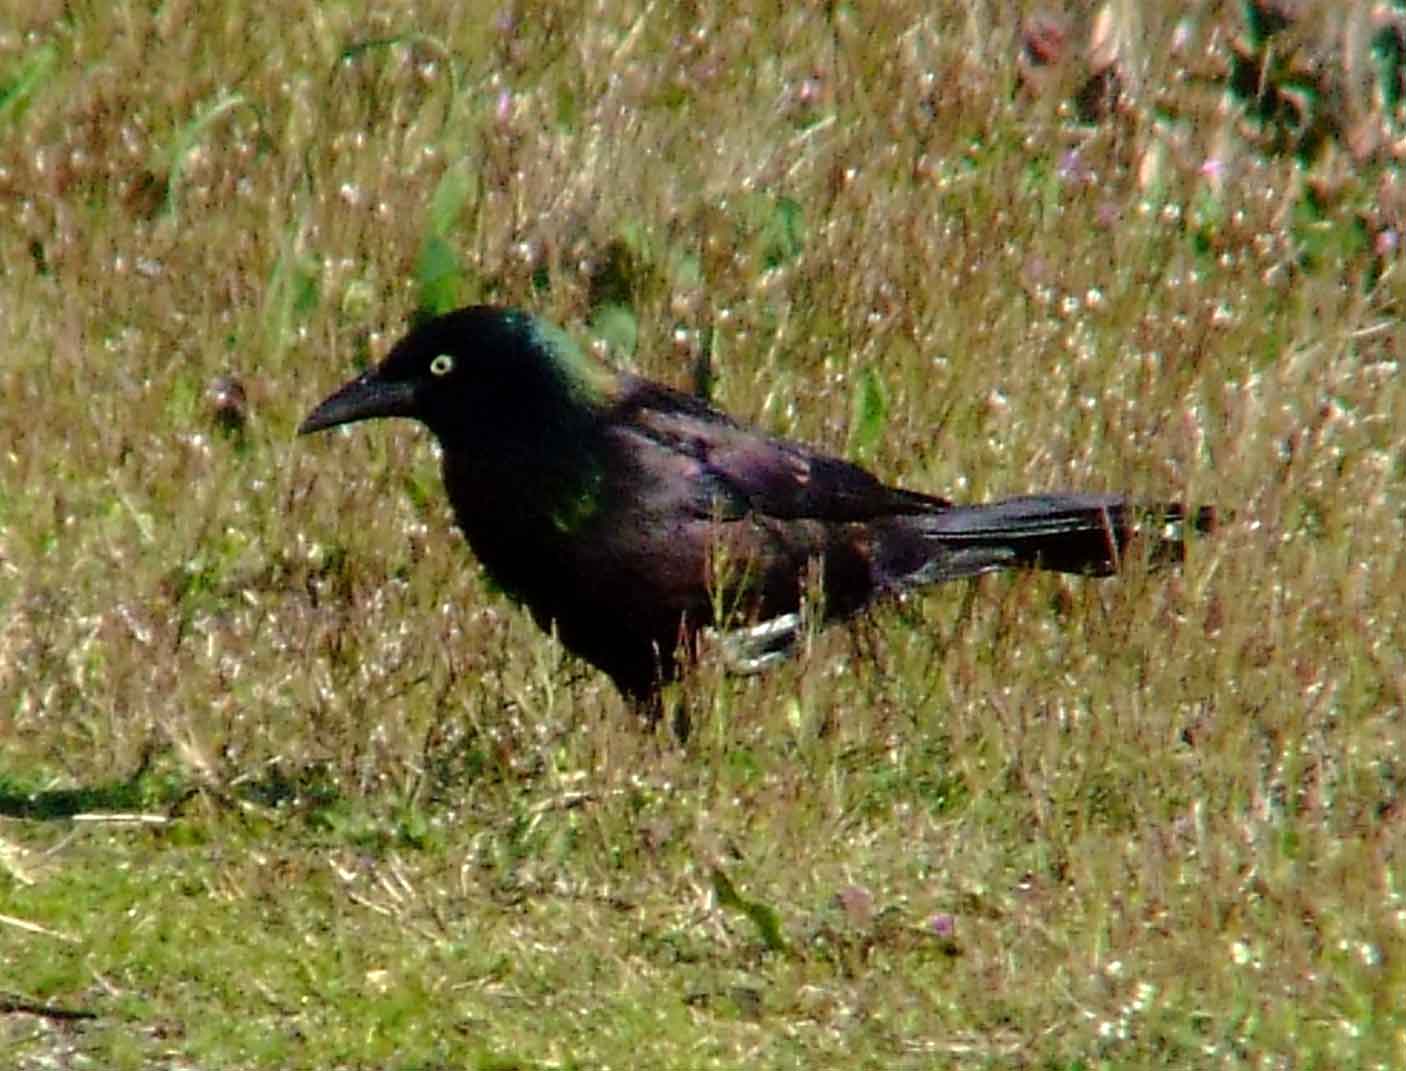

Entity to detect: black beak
[299,372,418,435]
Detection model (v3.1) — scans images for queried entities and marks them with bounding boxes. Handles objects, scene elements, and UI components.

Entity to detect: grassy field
[3,1,1405,1067]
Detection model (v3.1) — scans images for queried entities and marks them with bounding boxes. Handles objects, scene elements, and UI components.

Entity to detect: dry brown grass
[2,1,1404,1067]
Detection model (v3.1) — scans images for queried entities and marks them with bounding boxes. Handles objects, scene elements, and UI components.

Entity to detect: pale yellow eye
[430,354,454,376]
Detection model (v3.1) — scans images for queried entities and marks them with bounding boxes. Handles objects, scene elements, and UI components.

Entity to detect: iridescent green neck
[525,316,619,408]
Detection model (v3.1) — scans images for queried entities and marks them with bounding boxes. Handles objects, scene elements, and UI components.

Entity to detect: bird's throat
[441,434,604,547]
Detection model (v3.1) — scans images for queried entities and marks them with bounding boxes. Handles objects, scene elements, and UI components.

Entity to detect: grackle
[300,306,1211,716]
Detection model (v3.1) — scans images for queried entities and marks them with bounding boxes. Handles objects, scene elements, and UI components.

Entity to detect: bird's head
[299,306,619,447]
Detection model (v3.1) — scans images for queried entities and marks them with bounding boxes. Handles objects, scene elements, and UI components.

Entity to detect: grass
[2,0,1405,1067]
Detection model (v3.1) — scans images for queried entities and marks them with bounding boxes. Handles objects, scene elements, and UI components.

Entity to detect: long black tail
[717,492,1214,678]
[914,493,1215,583]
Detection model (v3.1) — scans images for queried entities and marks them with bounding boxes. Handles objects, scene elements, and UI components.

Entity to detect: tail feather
[907,493,1213,584]
[717,493,1214,681]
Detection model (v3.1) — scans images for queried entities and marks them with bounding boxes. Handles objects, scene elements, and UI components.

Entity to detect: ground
[1,2,1404,1068]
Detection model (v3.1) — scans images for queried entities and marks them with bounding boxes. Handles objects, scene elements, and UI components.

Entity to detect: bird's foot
[710,612,802,675]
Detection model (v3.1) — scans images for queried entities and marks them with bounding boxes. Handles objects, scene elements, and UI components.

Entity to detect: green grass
[3,1,1405,1067]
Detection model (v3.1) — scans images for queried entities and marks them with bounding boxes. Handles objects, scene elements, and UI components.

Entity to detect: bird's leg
[669,690,691,744]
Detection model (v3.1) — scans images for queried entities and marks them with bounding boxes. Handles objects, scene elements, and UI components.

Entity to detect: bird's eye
[430,354,455,376]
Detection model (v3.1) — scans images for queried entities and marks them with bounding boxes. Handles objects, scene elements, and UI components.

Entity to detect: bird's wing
[611,380,950,522]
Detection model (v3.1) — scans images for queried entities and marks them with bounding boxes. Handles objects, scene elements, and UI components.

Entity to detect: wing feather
[611,379,949,522]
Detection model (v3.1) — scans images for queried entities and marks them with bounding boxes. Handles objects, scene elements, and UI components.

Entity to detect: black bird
[300,306,1210,713]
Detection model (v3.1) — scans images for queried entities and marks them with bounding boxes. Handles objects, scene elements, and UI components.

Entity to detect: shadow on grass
[0,754,186,820]
[0,753,337,821]
[0,756,444,859]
